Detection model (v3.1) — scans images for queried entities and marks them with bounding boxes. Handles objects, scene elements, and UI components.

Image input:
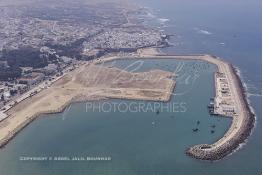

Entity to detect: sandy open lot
[0,62,175,147]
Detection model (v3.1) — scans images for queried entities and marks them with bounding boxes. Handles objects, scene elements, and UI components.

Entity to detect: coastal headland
[0,49,255,161]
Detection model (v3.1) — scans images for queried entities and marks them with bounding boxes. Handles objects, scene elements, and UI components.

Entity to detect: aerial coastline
[0,48,255,161]
[0,54,176,149]
[0,1,256,162]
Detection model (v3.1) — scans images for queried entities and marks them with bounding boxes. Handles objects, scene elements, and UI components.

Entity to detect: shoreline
[0,50,255,161]
[99,51,255,160]
[0,95,107,149]
[0,58,175,149]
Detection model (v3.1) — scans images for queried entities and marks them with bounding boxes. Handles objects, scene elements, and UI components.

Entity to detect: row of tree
[1,47,48,68]
[0,47,49,81]
[0,66,22,81]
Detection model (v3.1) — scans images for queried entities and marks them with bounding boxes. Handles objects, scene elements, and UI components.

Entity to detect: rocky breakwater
[127,53,255,160]
[186,61,255,161]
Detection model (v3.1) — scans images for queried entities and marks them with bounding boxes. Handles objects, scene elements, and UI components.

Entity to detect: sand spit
[0,63,175,148]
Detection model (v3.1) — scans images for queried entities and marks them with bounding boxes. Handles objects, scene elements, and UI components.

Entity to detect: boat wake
[194,27,213,35]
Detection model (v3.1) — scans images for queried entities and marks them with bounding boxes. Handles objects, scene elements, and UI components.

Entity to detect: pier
[136,52,255,160]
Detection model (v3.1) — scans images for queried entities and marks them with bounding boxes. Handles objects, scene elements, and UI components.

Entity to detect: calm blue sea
[134,0,262,174]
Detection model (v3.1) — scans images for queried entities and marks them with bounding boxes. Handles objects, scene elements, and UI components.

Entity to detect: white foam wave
[194,27,213,35]
[247,93,262,97]
[158,18,170,23]
[235,67,257,92]
[241,74,257,116]
[245,83,257,90]
[198,30,212,35]
[146,11,156,18]
[226,66,258,157]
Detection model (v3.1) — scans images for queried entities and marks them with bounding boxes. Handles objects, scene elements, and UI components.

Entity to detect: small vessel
[211,130,215,134]
[208,98,215,115]
[192,128,199,132]
[156,110,160,115]
[197,121,200,125]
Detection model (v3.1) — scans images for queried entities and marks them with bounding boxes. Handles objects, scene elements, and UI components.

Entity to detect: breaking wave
[158,18,170,23]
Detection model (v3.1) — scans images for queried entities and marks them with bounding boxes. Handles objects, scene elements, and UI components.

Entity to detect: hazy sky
[0,0,130,6]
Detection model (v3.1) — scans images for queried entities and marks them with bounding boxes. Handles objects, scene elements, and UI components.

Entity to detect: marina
[0,57,231,175]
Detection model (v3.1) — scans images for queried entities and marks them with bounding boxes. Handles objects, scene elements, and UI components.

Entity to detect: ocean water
[0,59,233,174]
[134,0,262,174]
